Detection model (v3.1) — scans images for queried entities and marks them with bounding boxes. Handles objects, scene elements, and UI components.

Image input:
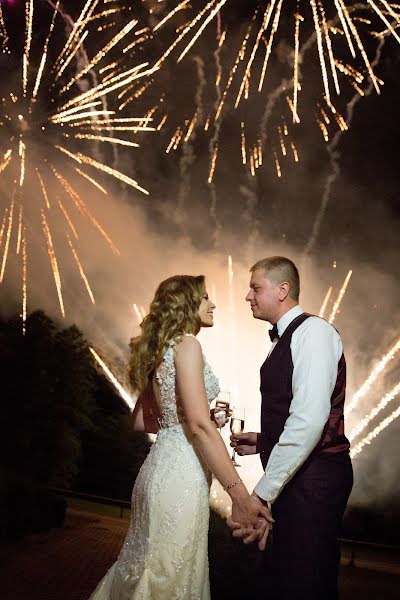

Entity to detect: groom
[230,256,353,600]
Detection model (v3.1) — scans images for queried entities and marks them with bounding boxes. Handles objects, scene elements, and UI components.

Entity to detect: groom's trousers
[266,452,353,600]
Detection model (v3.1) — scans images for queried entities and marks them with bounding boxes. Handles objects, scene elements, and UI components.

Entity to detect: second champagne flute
[230,406,245,467]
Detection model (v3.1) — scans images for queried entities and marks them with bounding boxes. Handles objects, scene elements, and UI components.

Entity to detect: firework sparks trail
[349,381,400,442]
[177,56,206,215]
[207,37,224,245]
[0,194,15,283]
[154,1,396,91]
[328,269,352,324]
[303,34,386,256]
[0,0,154,319]
[258,0,284,94]
[318,285,332,318]
[350,403,400,458]
[345,337,400,415]
[150,2,397,182]
[22,231,27,335]
[153,1,395,117]
[256,2,380,183]
[16,205,23,254]
[234,1,278,108]
[89,347,133,408]
[0,209,8,247]
[293,8,303,123]
[67,235,95,304]
[41,210,65,317]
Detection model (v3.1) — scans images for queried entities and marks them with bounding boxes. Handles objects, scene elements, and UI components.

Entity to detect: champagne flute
[214,391,231,434]
[230,406,245,466]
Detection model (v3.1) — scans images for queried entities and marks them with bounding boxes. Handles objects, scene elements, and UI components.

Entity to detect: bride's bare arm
[131,389,159,433]
[174,336,270,532]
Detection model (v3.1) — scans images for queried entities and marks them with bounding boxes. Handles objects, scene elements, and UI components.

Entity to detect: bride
[89,275,270,600]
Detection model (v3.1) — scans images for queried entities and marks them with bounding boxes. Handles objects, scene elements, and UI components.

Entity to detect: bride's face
[198,290,216,328]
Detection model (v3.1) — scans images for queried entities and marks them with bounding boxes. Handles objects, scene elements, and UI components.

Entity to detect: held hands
[230,431,260,456]
[228,492,273,551]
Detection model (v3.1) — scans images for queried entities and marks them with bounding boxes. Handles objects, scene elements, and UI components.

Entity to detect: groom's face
[246,269,279,322]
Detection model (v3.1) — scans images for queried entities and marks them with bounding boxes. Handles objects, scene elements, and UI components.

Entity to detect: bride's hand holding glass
[210,391,231,430]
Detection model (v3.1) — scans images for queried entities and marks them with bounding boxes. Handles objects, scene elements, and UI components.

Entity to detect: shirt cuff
[254,475,278,504]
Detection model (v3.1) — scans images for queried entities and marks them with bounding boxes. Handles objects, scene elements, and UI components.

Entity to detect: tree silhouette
[0,310,151,539]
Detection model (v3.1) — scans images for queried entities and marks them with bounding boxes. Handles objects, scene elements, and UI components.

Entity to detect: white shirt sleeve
[254,317,343,504]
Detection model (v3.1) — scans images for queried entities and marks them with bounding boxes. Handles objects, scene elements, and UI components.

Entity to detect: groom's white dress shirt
[254,305,344,505]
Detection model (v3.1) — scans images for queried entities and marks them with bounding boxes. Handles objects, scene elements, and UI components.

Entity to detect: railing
[48,487,130,519]
[339,537,400,571]
[48,487,400,572]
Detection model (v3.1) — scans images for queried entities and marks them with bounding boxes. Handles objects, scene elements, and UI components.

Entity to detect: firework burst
[0,0,155,323]
[142,1,399,180]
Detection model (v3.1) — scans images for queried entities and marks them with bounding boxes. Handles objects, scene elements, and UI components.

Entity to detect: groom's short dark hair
[250,256,300,301]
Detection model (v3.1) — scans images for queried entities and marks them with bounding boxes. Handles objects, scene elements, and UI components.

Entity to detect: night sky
[1,0,399,509]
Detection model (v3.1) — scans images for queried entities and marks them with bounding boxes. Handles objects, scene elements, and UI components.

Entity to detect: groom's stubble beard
[250,305,268,322]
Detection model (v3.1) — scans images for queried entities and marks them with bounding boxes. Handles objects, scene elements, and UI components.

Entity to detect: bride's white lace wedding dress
[89,335,220,600]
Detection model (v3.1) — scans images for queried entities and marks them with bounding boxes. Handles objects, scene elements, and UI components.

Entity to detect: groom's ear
[278,281,290,301]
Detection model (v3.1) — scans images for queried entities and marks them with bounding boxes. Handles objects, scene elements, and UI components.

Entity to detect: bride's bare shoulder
[174,334,202,360]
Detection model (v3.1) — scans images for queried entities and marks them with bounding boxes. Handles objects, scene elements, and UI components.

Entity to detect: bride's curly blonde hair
[129,275,206,393]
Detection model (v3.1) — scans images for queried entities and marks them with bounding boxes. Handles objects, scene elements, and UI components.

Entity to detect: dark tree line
[0,310,151,540]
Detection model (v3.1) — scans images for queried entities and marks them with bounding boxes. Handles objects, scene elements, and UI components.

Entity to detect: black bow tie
[269,324,279,342]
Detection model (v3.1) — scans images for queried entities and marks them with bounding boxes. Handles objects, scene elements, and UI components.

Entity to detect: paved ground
[1,509,399,600]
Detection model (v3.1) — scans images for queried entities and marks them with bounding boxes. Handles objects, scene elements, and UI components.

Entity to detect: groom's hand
[230,431,260,455]
[228,493,273,551]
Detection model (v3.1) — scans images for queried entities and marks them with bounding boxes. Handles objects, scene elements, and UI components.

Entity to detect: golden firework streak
[258,0,283,93]
[345,337,400,415]
[22,232,27,335]
[57,197,79,239]
[32,0,60,99]
[318,286,332,318]
[41,210,65,318]
[349,381,400,442]
[16,205,23,254]
[76,152,149,195]
[350,403,400,458]
[23,0,34,96]
[208,144,219,183]
[293,10,303,123]
[89,347,133,408]
[0,195,14,282]
[310,0,331,101]
[67,235,95,304]
[234,2,277,109]
[328,269,352,323]
[0,150,12,174]
[177,1,228,63]
[153,1,191,32]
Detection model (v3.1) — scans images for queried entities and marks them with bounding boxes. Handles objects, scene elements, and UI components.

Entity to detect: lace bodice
[155,334,220,429]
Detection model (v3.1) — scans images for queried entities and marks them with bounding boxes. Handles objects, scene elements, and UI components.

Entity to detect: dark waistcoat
[260,313,350,470]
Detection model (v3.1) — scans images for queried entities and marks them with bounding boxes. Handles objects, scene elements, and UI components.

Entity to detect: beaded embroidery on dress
[89,335,220,600]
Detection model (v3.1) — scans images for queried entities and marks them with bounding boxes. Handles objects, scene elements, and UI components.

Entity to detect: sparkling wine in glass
[230,406,245,467]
